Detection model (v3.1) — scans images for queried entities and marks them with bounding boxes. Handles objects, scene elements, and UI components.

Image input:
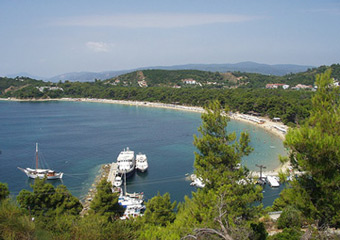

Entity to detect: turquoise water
[0,101,286,206]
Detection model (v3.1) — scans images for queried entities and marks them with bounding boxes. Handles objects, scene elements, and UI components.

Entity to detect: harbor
[81,148,148,218]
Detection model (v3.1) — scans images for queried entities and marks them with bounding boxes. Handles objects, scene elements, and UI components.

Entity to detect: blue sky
[1,0,339,77]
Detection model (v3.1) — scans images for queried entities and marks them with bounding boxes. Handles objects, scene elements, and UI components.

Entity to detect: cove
[0,100,286,206]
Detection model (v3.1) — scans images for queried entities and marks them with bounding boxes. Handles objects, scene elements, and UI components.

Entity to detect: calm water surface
[0,101,286,206]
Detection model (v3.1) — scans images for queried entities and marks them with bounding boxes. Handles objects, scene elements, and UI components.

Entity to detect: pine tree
[188,100,263,239]
[0,183,9,201]
[89,179,123,221]
[281,69,340,227]
[193,100,253,189]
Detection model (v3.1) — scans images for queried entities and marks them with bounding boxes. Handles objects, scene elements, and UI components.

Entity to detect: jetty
[107,162,118,186]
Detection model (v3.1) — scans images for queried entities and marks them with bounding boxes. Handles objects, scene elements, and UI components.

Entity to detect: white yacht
[18,143,63,180]
[135,153,148,172]
[117,147,135,178]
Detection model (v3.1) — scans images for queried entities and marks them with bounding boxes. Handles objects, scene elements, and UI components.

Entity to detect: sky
[0,0,340,78]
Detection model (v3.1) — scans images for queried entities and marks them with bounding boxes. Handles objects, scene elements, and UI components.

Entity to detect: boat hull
[118,168,135,178]
[26,172,63,180]
[18,167,63,180]
[136,167,148,173]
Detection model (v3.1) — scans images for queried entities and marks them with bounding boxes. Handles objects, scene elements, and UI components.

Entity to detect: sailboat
[18,143,63,180]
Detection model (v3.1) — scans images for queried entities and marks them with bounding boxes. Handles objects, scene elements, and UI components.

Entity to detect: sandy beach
[1,97,290,174]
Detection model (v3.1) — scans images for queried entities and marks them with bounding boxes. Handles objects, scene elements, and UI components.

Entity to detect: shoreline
[80,163,111,216]
[1,97,289,173]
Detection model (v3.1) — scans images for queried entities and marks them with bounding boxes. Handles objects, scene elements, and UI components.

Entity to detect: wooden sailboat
[18,143,63,180]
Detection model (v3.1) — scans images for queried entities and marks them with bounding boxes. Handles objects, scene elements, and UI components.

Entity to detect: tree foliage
[0,183,9,201]
[185,100,263,239]
[278,69,340,228]
[0,199,36,240]
[16,178,82,217]
[89,179,123,220]
[143,192,176,226]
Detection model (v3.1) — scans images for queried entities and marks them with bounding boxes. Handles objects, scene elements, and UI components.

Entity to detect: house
[292,84,313,90]
[182,78,197,85]
[266,83,289,89]
[138,80,148,87]
[37,86,63,92]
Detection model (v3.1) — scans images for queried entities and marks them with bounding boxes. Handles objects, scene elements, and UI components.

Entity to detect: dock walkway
[107,162,118,185]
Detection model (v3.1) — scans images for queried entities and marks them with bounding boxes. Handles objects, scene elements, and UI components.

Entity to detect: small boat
[120,204,145,220]
[118,192,144,208]
[117,147,136,178]
[190,178,205,188]
[18,143,63,180]
[135,153,148,172]
[266,176,280,187]
[113,175,122,187]
[189,174,206,188]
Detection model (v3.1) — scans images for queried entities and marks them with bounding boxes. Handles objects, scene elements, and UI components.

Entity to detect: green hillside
[105,69,238,87]
[105,64,340,89]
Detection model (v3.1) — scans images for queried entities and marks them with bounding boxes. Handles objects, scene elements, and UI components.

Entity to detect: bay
[0,101,286,206]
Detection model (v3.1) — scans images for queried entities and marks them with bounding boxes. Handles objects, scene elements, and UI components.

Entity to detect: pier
[107,162,118,186]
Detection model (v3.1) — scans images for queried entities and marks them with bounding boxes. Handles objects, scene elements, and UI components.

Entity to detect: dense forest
[1,69,340,239]
[1,64,338,127]
[106,64,340,88]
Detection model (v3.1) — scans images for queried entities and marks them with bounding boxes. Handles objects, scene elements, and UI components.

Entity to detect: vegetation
[1,67,340,238]
[187,100,263,239]
[1,79,313,126]
[0,183,9,201]
[3,63,338,126]
[107,64,340,88]
[89,179,124,220]
[17,178,82,218]
[272,69,340,229]
[143,192,176,226]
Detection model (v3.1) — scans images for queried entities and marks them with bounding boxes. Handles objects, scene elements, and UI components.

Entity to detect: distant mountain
[147,62,315,76]
[7,62,315,82]
[5,72,45,80]
[46,70,132,83]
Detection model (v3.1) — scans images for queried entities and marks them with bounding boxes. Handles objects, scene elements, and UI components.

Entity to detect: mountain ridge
[7,61,315,82]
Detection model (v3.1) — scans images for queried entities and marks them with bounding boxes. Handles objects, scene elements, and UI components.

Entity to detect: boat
[135,153,148,172]
[18,143,63,180]
[117,147,136,178]
[113,175,122,187]
[120,204,145,220]
[189,174,205,188]
[266,176,280,187]
[190,177,205,188]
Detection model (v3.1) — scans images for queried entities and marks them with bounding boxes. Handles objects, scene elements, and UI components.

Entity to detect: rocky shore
[80,163,111,216]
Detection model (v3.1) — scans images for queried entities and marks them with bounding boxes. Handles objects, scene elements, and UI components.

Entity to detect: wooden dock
[107,162,118,185]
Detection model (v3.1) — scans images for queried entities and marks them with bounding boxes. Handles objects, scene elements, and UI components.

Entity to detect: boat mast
[36,143,38,170]
[124,171,127,196]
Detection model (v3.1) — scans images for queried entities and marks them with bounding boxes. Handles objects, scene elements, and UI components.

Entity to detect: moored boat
[113,175,122,187]
[117,147,136,178]
[18,143,63,180]
[135,153,148,172]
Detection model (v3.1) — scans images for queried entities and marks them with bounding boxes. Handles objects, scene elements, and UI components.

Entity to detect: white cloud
[55,13,262,29]
[86,41,111,52]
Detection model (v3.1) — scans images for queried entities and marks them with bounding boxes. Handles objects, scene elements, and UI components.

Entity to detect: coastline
[1,97,289,173]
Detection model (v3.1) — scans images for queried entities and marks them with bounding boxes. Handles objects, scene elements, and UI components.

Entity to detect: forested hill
[1,64,339,126]
[0,76,44,95]
[105,64,340,88]
[105,69,240,87]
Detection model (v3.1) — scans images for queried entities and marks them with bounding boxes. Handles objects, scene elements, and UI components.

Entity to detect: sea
[0,100,287,206]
